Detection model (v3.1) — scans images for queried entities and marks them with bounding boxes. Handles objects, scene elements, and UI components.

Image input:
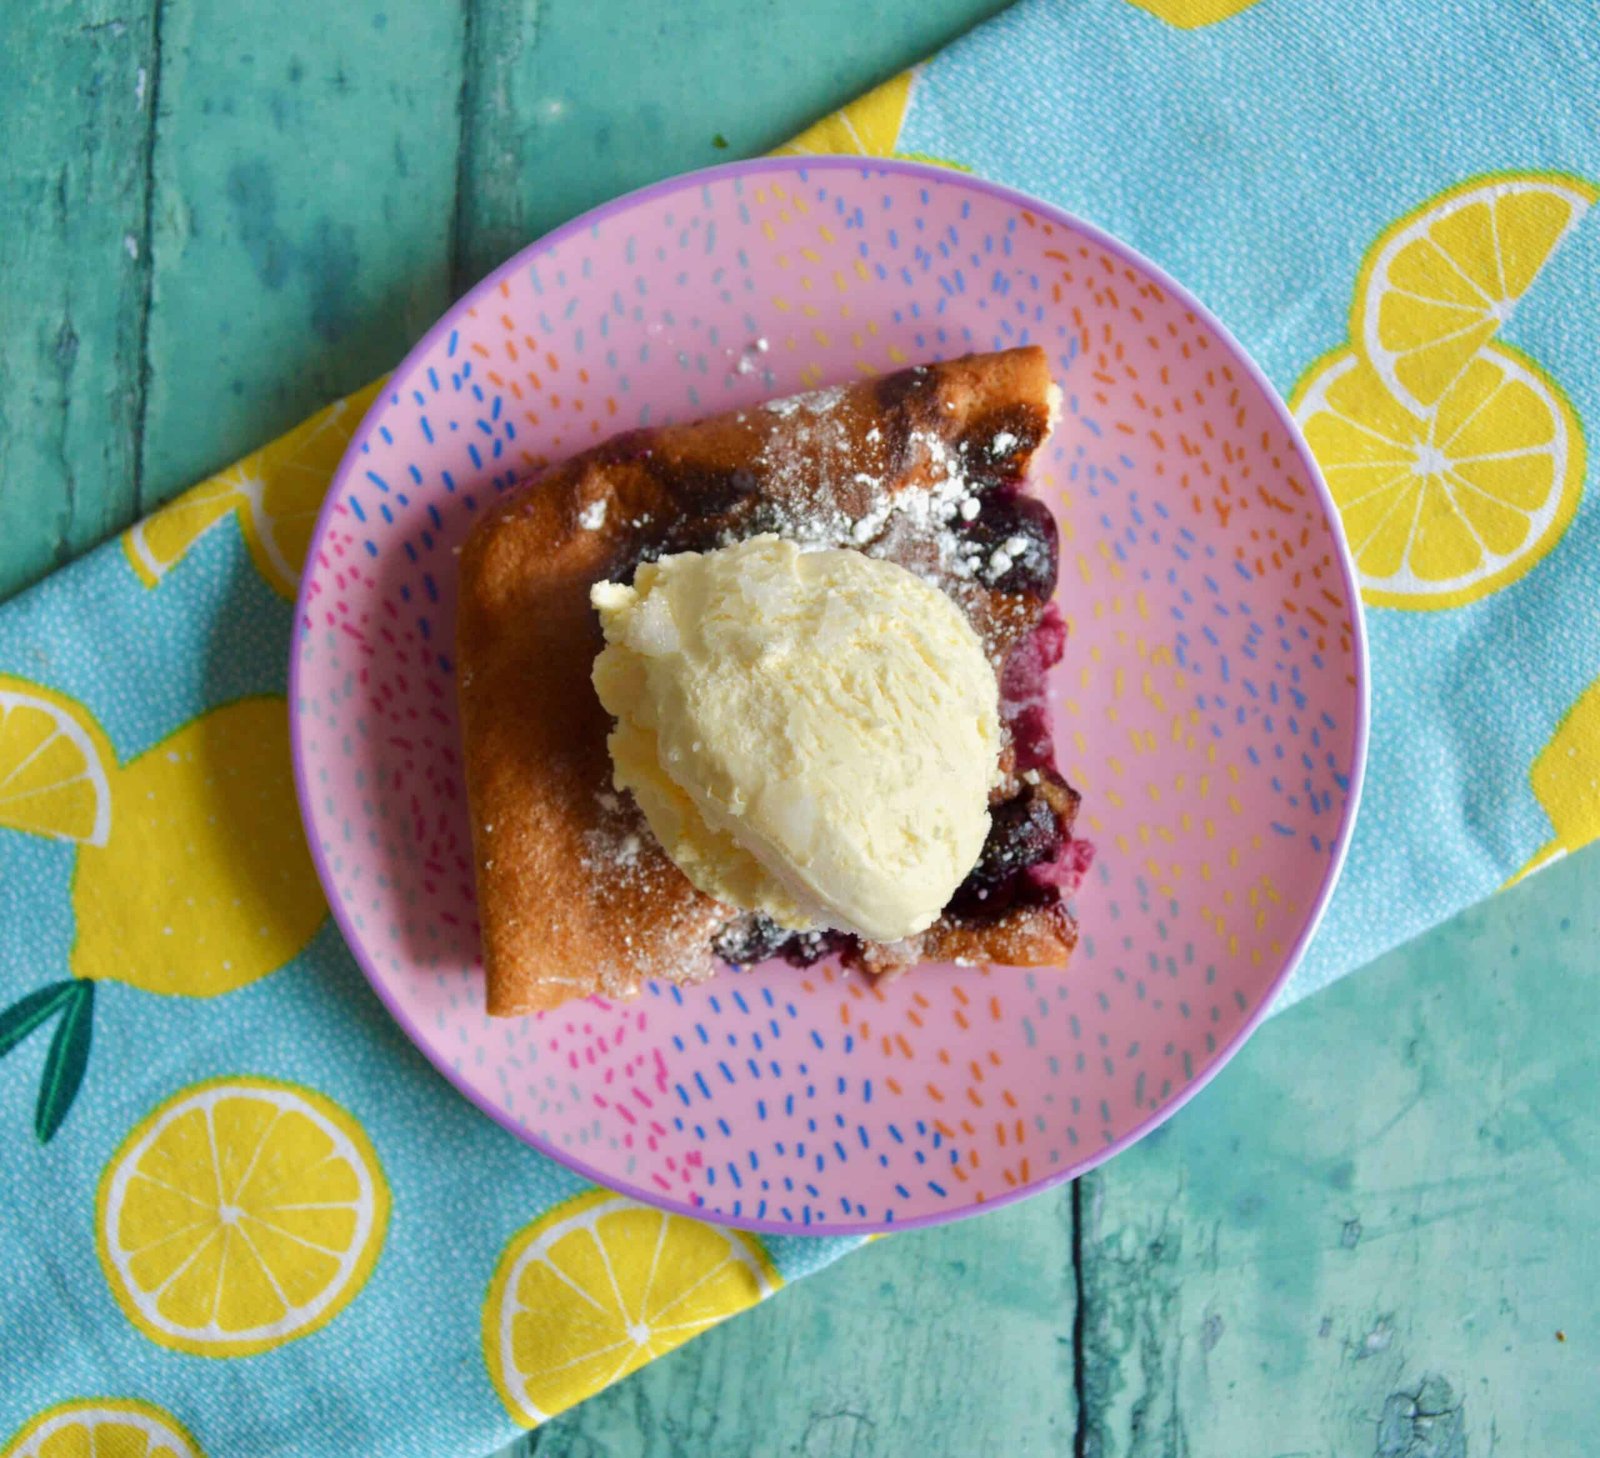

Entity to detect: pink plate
[291,158,1367,1234]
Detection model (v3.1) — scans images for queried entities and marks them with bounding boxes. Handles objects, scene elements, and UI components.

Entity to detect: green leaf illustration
[0,981,77,1059]
[35,981,94,1144]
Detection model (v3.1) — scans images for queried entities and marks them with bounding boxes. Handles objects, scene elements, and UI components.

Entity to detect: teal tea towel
[3,2,1599,1454]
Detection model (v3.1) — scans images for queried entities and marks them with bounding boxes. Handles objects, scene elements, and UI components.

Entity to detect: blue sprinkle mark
[364,541,378,558]
[476,419,493,437]
[468,444,483,469]
[857,1126,870,1150]
[378,425,394,445]
[408,464,423,485]
[366,470,391,493]
[757,1100,767,1121]
[403,543,417,563]
[1272,822,1295,836]
[810,1030,824,1050]
[727,1163,742,1189]
[833,1141,847,1162]
[888,1123,903,1143]
[492,438,503,459]
[447,330,458,357]
[347,496,366,522]
[442,470,457,493]
[784,1093,795,1116]
[862,1079,872,1103]
[927,1181,948,1198]
[693,1071,711,1099]
[378,503,394,525]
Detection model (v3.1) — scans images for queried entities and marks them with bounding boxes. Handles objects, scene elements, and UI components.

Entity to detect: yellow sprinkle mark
[779,208,793,224]
[800,364,823,387]
[856,259,873,282]
[761,220,777,242]
[813,328,832,347]
[1200,862,1213,881]
[1137,823,1150,844]
[1204,817,1217,839]
[776,253,791,269]
[772,296,791,313]
[853,360,878,376]
[839,303,853,320]
[800,275,815,292]
[1112,667,1125,698]
[770,182,786,199]
[1146,783,1162,803]
[1077,554,1094,585]
[1115,834,1132,854]
[1179,811,1193,832]
[1227,794,1243,816]
[800,246,821,263]
[1105,789,1126,809]
[1072,730,1088,755]
[1198,775,1211,798]
[753,187,768,204]
[1108,756,1126,776]
[802,304,820,318]
[866,318,879,335]
[1228,934,1240,956]
[793,194,809,215]
[1228,847,1241,869]
[1135,591,1151,620]
[1255,909,1268,931]
[887,343,907,363]
[818,224,837,244]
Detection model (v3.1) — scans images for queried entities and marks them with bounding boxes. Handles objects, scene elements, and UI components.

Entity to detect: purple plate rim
[289,153,1371,1237]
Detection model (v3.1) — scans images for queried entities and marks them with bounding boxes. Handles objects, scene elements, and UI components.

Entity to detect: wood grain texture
[1076,840,1600,1458]
[135,1,464,503]
[0,0,157,599]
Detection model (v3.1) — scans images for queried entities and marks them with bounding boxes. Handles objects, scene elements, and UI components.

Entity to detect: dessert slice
[457,346,1087,1015]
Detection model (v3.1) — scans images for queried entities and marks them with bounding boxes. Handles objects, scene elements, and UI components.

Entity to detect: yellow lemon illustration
[0,678,114,846]
[1355,173,1597,417]
[1293,342,1583,609]
[1,1397,205,1458]
[0,682,326,1141]
[71,697,325,999]
[1510,675,1600,885]
[124,381,382,601]
[483,1190,780,1426]
[776,70,916,158]
[1124,0,1263,26]
[97,1077,389,1358]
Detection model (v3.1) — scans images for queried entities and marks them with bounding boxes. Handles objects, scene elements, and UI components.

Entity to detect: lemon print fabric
[1296,173,1595,611]
[97,1077,388,1357]
[0,680,325,1142]
[483,1190,780,1426]
[1,1398,206,1458]
[1294,344,1583,608]
[123,381,381,601]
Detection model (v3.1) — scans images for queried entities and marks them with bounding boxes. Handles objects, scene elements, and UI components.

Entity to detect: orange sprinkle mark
[868,981,886,1004]
[1014,1118,1025,1144]
[500,311,515,328]
[967,1150,979,1169]
[996,1122,1007,1147]
[572,398,585,413]
[881,1034,893,1056]
[471,342,490,359]
[966,1087,984,1109]
[504,339,520,363]
[526,371,542,391]
[498,281,511,300]
[1002,1168,1017,1189]
[953,1010,970,1031]
[801,979,817,995]
[518,449,537,467]
[894,1034,914,1059]
[906,1009,924,1029]
[578,367,590,384]
[912,992,931,1009]
[839,1004,851,1027]
[951,984,970,1007]
[523,334,538,352]
[590,420,601,436]
[937,1048,952,1066]
[886,1076,903,1096]
[926,1083,945,1103]
[968,1059,985,1083]
[550,394,561,408]
[960,1119,975,1137]
[989,995,1003,1022]
[846,980,865,1002]
[987,1049,1002,1067]
[487,370,506,388]
[546,352,560,372]
[1002,1089,1018,1110]
[510,378,524,400]
[934,1119,956,1140]
[523,410,541,426]
[951,1165,969,1183]
[606,397,617,416]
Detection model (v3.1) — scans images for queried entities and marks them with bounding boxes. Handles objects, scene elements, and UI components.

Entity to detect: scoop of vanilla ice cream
[590,535,1000,942]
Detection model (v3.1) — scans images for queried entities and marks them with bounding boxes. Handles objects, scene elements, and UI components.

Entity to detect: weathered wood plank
[135,1,464,505]
[521,1191,1079,1457]
[1078,841,1600,1458]
[0,0,157,600]
[453,0,1012,290]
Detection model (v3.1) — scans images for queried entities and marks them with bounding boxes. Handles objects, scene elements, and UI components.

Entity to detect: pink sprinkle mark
[615,1104,637,1126]
[630,1088,653,1110]
[567,1053,579,1070]
[651,1174,673,1193]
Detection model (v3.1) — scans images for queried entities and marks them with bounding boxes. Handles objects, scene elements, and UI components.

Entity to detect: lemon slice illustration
[124,382,380,600]
[775,71,915,158]
[1356,173,1596,417]
[484,1190,779,1425]
[1293,342,1583,609]
[1,1398,206,1458]
[97,1077,389,1357]
[0,679,113,847]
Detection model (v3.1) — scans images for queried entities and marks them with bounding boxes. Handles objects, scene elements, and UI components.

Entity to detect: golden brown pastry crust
[457,347,1072,1015]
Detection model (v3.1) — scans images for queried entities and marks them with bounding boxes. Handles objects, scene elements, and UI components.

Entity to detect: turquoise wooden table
[5,3,1597,1453]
